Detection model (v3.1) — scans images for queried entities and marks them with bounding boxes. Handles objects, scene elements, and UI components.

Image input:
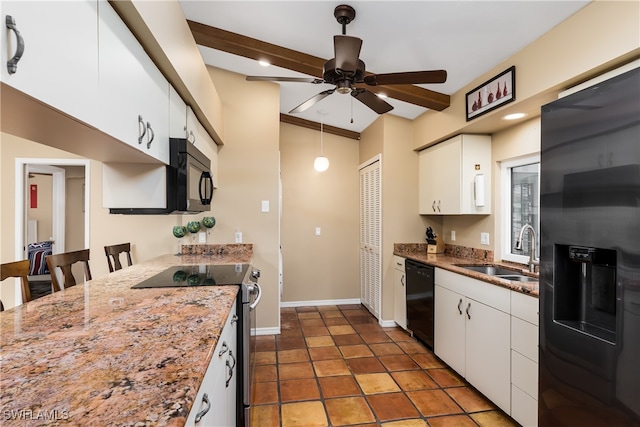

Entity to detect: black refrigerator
[539,66,640,427]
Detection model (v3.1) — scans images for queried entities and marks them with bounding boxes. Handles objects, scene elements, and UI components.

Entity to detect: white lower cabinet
[434,268,511,414]
[393,256,407,330]
[510,291,539,427]
[186,301,238,427]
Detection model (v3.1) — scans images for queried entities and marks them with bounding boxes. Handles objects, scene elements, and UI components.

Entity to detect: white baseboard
[379,319,399,328]
[255,327,281,336]
[280,298,361,308]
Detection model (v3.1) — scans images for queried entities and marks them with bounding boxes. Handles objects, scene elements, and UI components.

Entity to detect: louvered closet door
[359,160,381,319]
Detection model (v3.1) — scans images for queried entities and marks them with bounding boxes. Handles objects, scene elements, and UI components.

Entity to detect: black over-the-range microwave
[109,138,214,215]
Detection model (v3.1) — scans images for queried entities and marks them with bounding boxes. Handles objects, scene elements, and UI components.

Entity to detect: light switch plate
[198,232,206,243]
[261,200,270,212]
[481,232,490,245]
[315,227,321,236]
[235,231,242,243]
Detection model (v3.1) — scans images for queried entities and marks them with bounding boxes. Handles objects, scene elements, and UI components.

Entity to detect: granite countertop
[0,244,252,426]
[394,244,539,297]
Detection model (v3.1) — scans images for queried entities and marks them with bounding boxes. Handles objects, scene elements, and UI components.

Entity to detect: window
[501,155,540,264]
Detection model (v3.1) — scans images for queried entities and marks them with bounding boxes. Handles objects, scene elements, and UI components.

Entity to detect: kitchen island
[0,245,252,426]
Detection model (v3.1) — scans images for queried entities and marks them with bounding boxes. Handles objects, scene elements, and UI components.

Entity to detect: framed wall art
[466,66,515,121]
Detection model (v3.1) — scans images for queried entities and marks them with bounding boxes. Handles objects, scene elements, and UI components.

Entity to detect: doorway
[14,158,90,305]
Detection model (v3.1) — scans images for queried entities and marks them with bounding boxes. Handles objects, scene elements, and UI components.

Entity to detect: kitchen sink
[454,264,521,276]
[454,264,538,282]
[495,274,538,282]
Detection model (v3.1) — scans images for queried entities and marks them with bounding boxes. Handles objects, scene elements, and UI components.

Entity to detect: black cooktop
[131,264,250,289]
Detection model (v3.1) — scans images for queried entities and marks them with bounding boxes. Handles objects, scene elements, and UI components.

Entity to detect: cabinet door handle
[138,115,146,145]
[401,274,405,287]
[218,341,228,357]
[231,314,238,324]
[194,393,210,423]
[466,302,471,320]
[146,122,154,149]
[437,200,441,212]
[6,16,25,75]
[432,201,436,212]
[457,298,462,315]
[226,350,236,387]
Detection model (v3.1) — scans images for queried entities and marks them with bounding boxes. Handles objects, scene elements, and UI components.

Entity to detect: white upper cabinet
[97,0,169,164]
[0,0,98,126]
[187,106,219,187]
[169,85,187,139]
[419,134,492,215]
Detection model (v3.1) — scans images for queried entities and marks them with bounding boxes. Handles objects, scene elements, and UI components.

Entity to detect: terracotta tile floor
[250,304,519,427]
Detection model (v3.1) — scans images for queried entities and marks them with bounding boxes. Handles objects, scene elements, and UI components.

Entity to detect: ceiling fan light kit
[246,4,447,117]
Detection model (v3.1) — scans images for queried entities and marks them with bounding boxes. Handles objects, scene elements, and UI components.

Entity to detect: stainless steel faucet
[515,224,539,273]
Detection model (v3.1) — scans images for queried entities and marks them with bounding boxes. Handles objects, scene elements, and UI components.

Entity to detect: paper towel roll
[474,174,485,207]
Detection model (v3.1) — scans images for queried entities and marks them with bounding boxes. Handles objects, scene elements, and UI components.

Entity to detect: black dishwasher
[405,259,435,349]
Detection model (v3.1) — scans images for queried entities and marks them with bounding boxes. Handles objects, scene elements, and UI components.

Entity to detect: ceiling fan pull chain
[350,96,354,123]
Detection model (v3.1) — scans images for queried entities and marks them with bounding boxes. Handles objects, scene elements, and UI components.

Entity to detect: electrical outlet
[315,227,321,236]
[235,231,242,243]
[451,230,456,241]
[481,232,490,245]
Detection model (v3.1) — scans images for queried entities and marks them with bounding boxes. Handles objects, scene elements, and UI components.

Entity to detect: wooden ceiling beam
[280,114,361,140]
[188,20,450,111]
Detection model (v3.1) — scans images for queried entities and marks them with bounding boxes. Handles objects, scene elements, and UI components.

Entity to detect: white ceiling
[179,1,591,133]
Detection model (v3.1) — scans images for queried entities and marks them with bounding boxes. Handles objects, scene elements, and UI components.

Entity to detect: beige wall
[205,67,281,331]
[280,123,360,303]
[413,0,640,148]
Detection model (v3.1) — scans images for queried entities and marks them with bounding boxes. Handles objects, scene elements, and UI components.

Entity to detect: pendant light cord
[320,116,324,155]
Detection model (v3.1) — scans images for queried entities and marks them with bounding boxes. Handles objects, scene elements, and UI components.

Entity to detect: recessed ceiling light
[258,60,270,67]
[502,112,527,120]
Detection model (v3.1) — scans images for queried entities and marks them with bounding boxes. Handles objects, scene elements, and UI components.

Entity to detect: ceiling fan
[246,4,447,115]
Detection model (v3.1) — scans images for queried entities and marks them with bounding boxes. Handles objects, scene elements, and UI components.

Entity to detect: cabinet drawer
[511,384,538,427]
[436,268,510,313]
[393,256,405,271]
[511,316,538,362]
[511,291,539,325]
[511,350,538,398]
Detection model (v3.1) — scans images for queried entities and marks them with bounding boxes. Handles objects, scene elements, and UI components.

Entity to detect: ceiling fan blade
[334,35,362,73]
[351,88,393,114]
[246,76,325,84]
[364,70,447,86]
[289,89,335,114]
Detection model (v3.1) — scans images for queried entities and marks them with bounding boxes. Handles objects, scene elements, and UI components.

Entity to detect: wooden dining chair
[104,243,133,273]
[45,249,92,292]
[0,259,32,305]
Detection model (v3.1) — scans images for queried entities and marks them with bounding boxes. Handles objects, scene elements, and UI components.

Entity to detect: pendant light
[314,110,329,172]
